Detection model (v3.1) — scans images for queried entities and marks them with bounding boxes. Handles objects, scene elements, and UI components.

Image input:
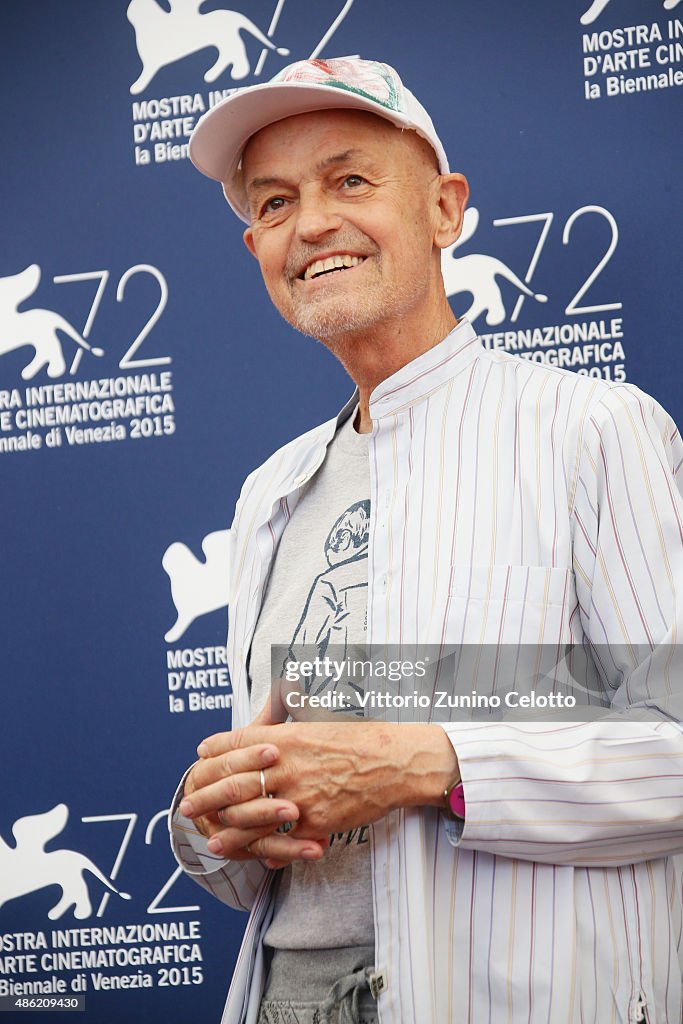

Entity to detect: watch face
[448,783,466,819]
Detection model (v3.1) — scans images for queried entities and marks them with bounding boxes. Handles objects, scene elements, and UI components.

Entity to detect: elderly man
[170,57,683,1024]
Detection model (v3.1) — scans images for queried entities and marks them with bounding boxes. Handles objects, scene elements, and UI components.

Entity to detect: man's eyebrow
[245,174,289,194]
[245,150,373,194]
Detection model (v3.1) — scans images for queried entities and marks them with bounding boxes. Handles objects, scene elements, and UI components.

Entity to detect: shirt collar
[330,320,481,439]
[336,389,359,425]
[368,319,481,419]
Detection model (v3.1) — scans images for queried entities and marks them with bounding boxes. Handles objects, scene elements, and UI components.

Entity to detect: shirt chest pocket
[444,564,576,647]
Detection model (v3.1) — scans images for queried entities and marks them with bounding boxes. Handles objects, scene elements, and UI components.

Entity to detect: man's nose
[294,187,343,241]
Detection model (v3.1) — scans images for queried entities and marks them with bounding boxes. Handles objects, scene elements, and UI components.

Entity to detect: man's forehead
[241,108,432,185]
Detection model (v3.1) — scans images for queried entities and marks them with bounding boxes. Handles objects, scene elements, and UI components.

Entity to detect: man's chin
[285,303,378,343]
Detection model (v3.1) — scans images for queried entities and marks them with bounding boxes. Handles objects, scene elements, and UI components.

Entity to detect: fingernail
[179,800,194,817]
[196,743,210,758]
[262,747,278,764]
[207,837,222,854]
[301,847,321,860]
[278,806,297,821]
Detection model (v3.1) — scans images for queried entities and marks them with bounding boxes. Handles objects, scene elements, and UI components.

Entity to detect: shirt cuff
[444,815,466,844]
[168,765,231,876]
[434,723,466,846]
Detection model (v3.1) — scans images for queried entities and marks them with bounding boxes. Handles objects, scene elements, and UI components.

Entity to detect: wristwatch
[443,777,466,820]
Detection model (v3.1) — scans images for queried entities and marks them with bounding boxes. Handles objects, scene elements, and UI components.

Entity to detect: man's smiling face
[241,108,448,346]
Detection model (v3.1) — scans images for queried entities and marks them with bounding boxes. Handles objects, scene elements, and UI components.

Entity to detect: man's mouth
[300,254,365,281]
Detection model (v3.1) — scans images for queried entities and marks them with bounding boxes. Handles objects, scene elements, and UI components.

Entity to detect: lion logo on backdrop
[0,264,104,380]
[441,208,547,327]
[127,0,291,94]
[0,804,130,921]
[580,0,680,25]
[163,529,232,642]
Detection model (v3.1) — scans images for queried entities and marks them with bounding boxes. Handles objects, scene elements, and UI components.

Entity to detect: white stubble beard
[280,250,431,347]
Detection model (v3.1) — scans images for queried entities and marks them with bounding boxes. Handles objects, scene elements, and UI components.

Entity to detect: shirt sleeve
[168,764,269,912]
[440,384,683,866]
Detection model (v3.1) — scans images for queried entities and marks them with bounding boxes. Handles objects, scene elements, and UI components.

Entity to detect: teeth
[304,254,363,280]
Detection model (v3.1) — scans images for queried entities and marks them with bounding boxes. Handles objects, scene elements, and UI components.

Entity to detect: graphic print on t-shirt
[254,431,376,949]
[285,499,370,711]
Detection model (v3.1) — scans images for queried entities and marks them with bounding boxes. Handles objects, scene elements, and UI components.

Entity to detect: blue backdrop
[1,1,681,1021]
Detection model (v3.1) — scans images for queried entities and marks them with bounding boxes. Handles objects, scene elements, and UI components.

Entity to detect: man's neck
[337,302,459,434]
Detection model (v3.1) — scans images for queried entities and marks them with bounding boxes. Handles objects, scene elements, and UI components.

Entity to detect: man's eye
[261,196,286,215]
[342,175,365,188]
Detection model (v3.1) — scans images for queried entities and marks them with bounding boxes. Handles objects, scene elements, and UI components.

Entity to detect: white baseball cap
[189,56,450,224]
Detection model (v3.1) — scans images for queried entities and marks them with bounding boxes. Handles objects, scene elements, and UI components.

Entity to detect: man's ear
[243,225,257,257]
[434,173,469,250]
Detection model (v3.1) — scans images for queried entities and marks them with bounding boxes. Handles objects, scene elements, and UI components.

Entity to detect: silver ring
[260,768,272,799]
[217,807,228,826]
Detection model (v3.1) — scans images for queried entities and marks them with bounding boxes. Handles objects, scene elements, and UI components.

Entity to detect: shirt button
[294,473,308,485]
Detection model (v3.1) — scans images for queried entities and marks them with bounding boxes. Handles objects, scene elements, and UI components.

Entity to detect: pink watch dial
[448,782,466,819]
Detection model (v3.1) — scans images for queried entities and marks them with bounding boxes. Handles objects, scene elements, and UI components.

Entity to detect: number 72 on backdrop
[53,265,170,375]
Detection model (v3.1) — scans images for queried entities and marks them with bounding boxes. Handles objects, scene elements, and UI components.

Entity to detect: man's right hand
[182,743,329,869]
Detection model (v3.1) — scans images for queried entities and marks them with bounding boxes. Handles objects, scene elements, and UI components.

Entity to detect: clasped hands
[179,695,458,871]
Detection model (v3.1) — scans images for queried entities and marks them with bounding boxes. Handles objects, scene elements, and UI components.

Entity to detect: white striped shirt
[170,319,683,1024]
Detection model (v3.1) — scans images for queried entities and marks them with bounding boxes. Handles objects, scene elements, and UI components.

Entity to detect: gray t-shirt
[249,409,374,949]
